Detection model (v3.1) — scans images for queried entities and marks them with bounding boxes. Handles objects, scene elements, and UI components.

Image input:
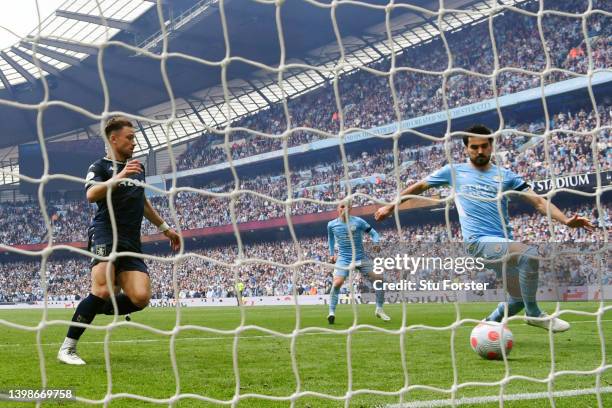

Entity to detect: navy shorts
[88,230,148,274]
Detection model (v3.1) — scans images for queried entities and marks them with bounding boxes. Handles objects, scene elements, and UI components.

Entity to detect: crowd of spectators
[0,103,609,245]
[173,0,611,171]
[1,203,609,303]
[0,0,610,303]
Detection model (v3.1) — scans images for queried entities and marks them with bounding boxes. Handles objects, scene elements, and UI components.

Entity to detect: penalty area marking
[388,386,612,407]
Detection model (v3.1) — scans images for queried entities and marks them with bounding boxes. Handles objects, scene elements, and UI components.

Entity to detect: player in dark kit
[57,117,180,365]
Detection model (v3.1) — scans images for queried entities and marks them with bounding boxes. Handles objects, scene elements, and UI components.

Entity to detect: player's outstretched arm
[374,179,431,221]
[144,198,181,251]
[520,189,594,232]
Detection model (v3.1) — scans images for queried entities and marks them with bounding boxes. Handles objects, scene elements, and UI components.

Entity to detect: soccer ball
[470,322,513,360]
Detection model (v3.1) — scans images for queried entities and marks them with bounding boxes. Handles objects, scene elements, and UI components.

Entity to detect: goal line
[390,385,612,407]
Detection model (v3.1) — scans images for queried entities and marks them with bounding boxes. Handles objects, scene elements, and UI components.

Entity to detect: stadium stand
[1,203,608,303]
[173,0,611,171]
[0,0,608,308]
[0,103,609,245]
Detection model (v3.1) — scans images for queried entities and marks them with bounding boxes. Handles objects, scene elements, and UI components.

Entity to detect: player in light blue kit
[327,201,391,324]
[375,125,593,332]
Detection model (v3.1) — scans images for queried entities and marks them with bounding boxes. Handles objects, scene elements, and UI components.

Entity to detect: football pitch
[0,302,610,407]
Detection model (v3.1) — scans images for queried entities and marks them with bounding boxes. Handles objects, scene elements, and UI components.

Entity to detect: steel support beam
[187,96,226,127]
[25,36,99,55]
[359,36,386,58]
[0,52,37,84]
[19,41,81,66]
[244,79,272,105]
[0,66,12,91]
[302,56,330,82]
[136,120,153,150]
[10,47,61,76]
[200,103,225,128]
[186,100,208,126]
[55,10,135,31]
[147,148,156,176]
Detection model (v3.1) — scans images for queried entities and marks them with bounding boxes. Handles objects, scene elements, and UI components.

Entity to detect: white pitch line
[0,330,360,348]
[388,386,612,407]
[0,319,609,348]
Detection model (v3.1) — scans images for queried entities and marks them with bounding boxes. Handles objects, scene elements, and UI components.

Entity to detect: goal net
[0,0,610,406]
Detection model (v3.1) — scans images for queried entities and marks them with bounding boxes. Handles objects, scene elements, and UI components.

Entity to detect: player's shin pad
[66,294,107,340]
[517,246,542,317]
[329,286,340,313]
[486,296,525,322]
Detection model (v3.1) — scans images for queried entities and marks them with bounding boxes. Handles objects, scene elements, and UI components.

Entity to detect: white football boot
[57,346,86,365]
[526,312,570,333]
[375,308,391,322]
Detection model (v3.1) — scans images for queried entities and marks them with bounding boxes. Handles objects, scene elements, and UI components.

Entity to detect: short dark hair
[462,124,493,146]
[104,116,133,138]
[338,199,352,208]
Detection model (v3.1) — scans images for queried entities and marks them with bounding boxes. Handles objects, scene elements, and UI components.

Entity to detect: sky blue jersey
[425,162,530,242]
[328,216,380,264]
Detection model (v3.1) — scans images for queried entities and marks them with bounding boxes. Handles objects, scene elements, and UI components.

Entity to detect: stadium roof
[0,0,155,89]
[130,0,531,157]
[0,0,535,152]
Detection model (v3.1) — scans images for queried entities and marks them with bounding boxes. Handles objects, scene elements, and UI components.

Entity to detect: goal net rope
[0,0,610,406]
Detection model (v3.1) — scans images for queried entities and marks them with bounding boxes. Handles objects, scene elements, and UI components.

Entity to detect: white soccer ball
[470,322,513,360]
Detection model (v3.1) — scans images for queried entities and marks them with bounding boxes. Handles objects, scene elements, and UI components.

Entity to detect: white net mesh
[0,0,610,406]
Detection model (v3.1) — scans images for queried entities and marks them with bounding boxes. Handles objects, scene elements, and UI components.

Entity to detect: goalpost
[0,0,610,406]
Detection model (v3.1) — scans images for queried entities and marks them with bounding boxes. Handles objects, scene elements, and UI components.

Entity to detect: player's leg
[507,242,541,317]
[508,243,570,332]
[58,261,115,365]
[328,265,347,324]
[474,239,528,323]
[103,257,150,316]
[486,277,524,322]
[108,283,133,320]
[363,261,390,321]
[479,239,569,331]
[115,271,151,313]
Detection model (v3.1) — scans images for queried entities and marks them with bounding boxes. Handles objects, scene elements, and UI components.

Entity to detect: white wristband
[158,222,170,233]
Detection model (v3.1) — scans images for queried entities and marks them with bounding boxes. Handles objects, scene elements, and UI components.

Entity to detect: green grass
[0,302,610,407]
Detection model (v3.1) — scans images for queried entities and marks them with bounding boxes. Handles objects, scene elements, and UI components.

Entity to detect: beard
[470,154,490,166]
